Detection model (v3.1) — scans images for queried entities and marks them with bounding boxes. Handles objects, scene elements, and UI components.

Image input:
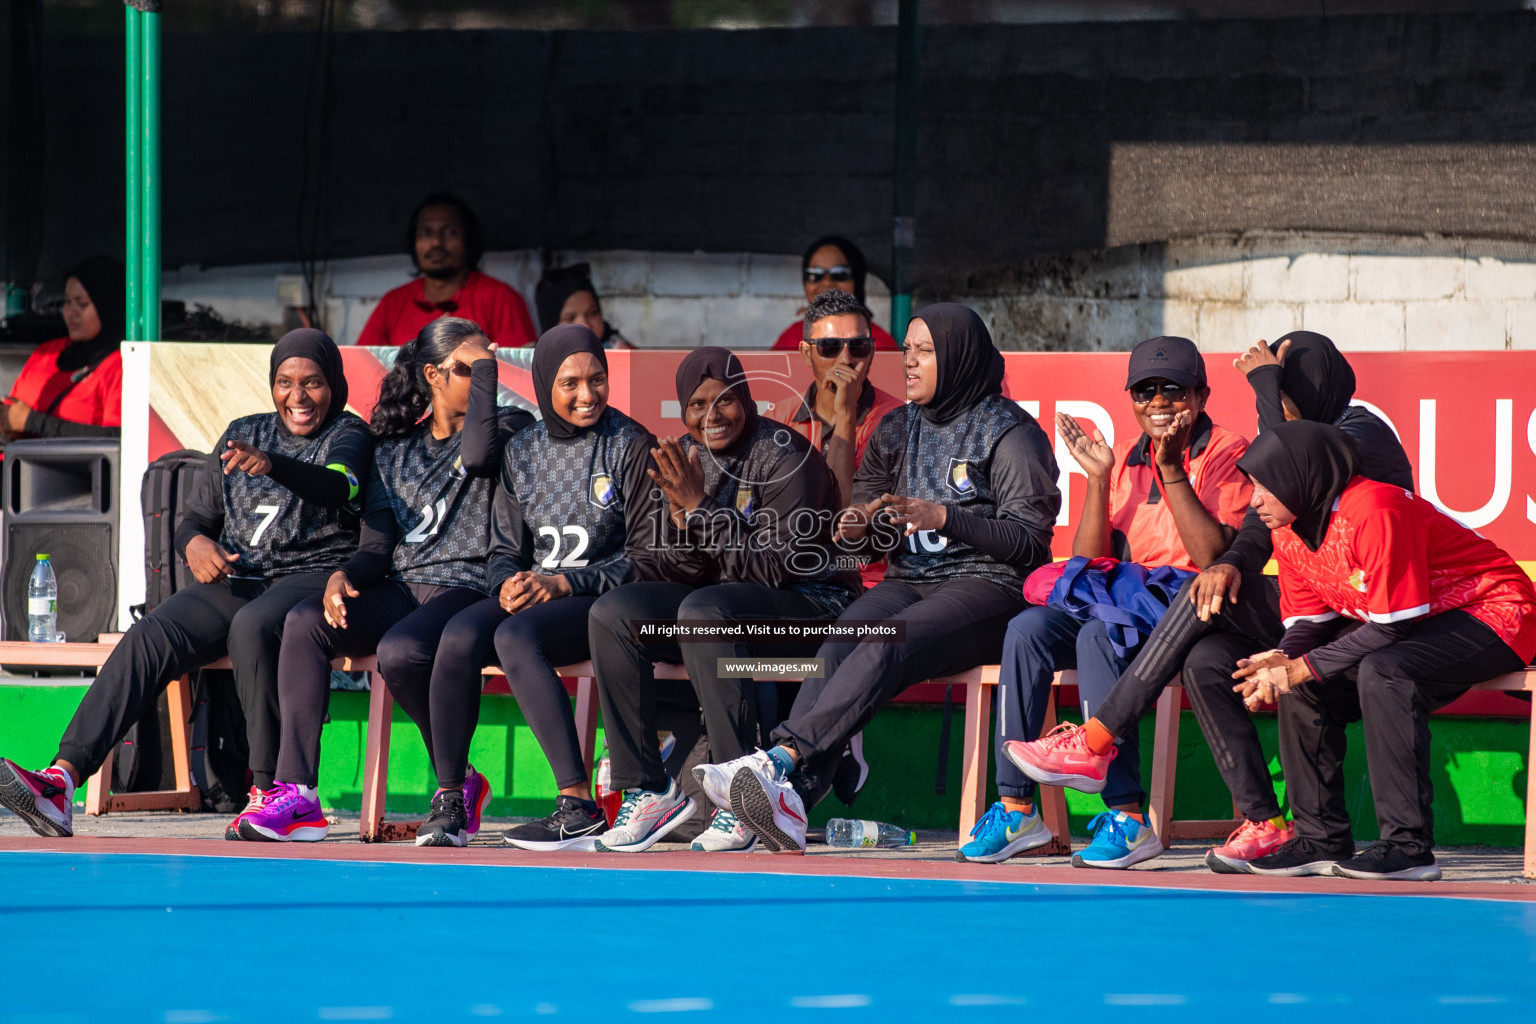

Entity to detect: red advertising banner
[142,346,1536,562]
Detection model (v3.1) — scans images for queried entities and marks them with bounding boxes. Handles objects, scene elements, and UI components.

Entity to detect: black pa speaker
[1,438,120,644]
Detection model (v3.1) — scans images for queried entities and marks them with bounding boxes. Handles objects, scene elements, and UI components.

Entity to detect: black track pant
[589,582,834,793]
[1093,574,1285,821]
[56,573,330,788]
[425,596,597,792]
[1279,609,1523,853]
[274,581,482,788]
[772,577,1025,796]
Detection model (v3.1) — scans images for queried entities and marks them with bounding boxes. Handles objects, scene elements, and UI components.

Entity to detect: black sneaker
[1333,841,1441,881]
[1247,835,1354,877]
[502,794,606,852]
[415,789,468,848]
[831,734,870,806]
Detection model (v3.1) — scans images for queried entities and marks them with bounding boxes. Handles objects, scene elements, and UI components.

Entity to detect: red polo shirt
[771,321,899,351]
[6,337,122,428]
[356,270,537,348]
[1276,478,1536,663]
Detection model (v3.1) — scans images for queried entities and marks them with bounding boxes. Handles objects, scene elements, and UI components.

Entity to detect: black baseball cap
[1125,336,1206,390]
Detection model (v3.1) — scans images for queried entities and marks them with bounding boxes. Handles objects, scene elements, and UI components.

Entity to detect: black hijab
[1273,331,1355,424]
[532,324,608,440]
[674,346,759,451]
[270,328,348,434]
[535,263,601,334]
[1237,421,1361,551]
[56,255,126,374]
[802,235,868,307]
[912,303,1005,425]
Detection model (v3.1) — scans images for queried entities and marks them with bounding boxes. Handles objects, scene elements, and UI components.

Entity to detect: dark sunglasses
[812,336,875,359]
[804,265,854,285]
[1130,381,1190,404]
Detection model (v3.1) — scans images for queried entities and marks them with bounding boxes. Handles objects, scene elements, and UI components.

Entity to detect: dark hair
[801,234,868,306]
[802,288,872,339]
[407,192,485,272]
[370,316,488,438]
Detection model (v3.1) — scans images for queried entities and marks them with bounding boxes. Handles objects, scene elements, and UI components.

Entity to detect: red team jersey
[356,271,537,348]
[1274,477,1536,663]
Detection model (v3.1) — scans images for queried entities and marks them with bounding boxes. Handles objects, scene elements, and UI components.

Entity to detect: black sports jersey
[184,412,370,579]
[854,394,1058,589]
[644,417,859,616]
[490,407,659,597]
[368,408,531,590]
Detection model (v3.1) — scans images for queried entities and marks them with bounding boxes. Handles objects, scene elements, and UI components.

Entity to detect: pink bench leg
[1525,695,1536,880]
[359,671,394,842]
[1036,685,1072,856]
[959,680,991,837]
[1147,685,1182,846]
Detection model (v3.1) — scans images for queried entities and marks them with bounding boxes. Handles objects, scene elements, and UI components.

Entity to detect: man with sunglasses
[960,336,1253,868]
[771,236,898,352]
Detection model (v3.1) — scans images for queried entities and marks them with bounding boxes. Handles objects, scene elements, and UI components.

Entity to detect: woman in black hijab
[0,328,373,842]
[534,263,632,349]
[2,255,127,439]
[409,324,658,848]
[1232,421,1535,881]
[583,343,861,854]
[694,303,1062,854]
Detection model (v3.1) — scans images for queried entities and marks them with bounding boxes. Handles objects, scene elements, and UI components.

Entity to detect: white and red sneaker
[1206,818,1295,874]
[594,778,695,853]
[692,749,775,812]
[729,763,807,855]
[224,786,272,840]
[1003,723,1117,794]
[0,758,75,837]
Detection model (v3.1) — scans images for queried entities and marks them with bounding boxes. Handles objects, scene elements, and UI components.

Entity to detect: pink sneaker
[236,782,329,842]
[224,785,273,840]
[0,759,74,837]
[462,766,493,838]
[1003,723,1117,794]
[1206,818,1295,874]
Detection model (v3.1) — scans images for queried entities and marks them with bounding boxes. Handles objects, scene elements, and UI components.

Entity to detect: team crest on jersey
[589,472,616,509]
[948,459,974,495]
[1348,568,1367,593]
[735,485,755,517]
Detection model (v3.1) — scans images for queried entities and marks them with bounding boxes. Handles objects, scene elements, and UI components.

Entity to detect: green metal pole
[124,6,142,339]
[140,7,161,341]
[890,0,921,345]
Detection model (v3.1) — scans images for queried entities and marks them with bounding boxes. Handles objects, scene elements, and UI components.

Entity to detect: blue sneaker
[955,801,1053,864]
[1072,810,1164,869]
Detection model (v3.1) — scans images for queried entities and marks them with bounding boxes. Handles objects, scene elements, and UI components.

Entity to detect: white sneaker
[729,764,807,855]
[690,809,758,853]
[692,749,774,812]
[594,778,695,853]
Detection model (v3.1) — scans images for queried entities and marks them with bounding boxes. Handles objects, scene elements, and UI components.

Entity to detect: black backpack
[114,448,250,809]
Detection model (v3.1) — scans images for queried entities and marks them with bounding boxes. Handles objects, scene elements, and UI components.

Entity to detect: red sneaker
[0,758,75,837]
[224,785,274,840]
[1207,818,1295,874]
[1003,723,1117,794]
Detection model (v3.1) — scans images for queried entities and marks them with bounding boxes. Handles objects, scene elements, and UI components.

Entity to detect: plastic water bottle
[824,818,915,849]
[593,750,620,828]
[28,554,59,643]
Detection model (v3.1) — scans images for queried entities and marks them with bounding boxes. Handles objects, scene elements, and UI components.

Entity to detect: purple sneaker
[463,766,492,839]
[237,782,329,842]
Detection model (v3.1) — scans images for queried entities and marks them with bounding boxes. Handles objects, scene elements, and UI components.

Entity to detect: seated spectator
[535,262,633,349]
[0,330,371,840]
[1010,331,1416,875]
[586,347,859,854]
[993,337,1251,869]
[356,193,536,348]
[1233,421,1536,882]
[695,304,1060,853]
[2,256,124,440]
[770,236,897,351]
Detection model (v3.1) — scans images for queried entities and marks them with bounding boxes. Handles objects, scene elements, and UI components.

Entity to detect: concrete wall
[160,250,892,348]
[943,233,1536,353]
